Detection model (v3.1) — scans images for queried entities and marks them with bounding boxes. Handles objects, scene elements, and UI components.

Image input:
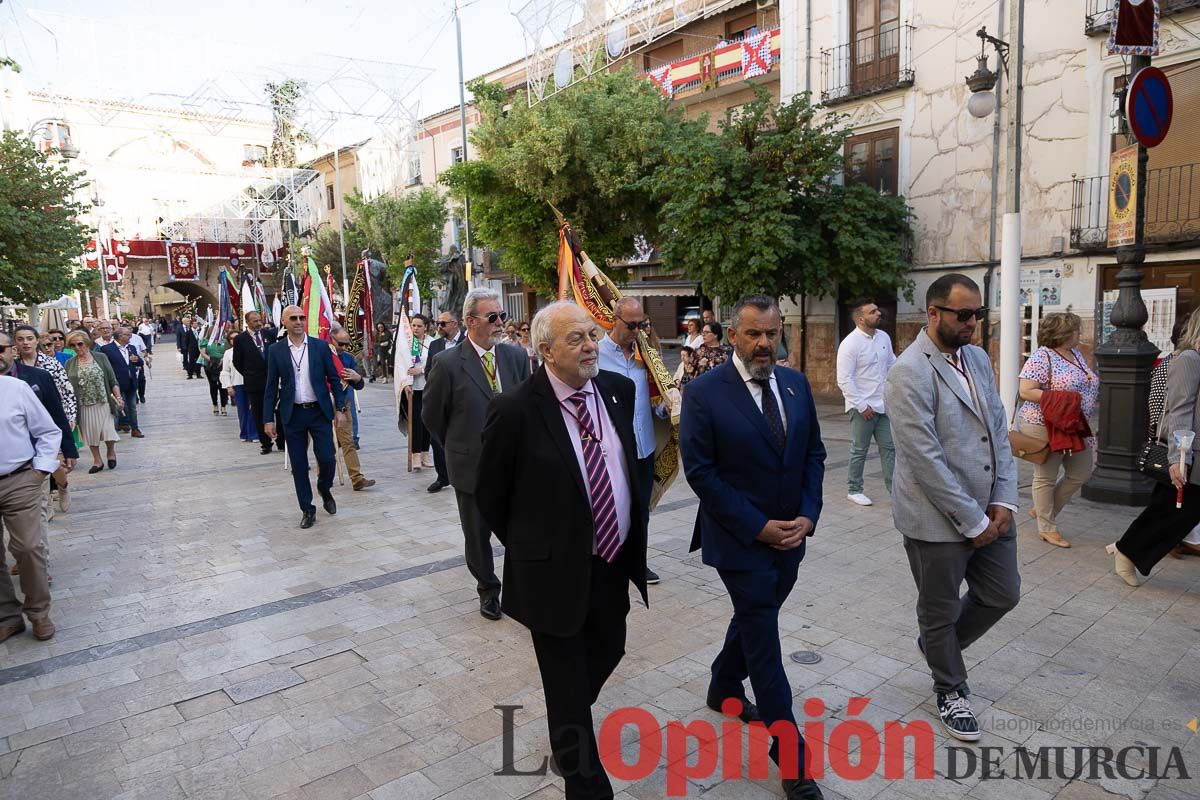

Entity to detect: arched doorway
[154,281,218,319]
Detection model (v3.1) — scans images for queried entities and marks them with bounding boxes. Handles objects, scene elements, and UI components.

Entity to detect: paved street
[2,354,1200,800]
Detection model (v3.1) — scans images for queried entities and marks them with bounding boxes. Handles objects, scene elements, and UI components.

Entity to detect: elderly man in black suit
[476,301,648,800]
[233,310,281,454]
[424,309,466,493]
[422,288,531,620]
[181,318,202,379]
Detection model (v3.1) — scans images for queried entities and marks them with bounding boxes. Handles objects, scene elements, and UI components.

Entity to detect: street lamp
[28,118,79,160]
[963,12,1025,422]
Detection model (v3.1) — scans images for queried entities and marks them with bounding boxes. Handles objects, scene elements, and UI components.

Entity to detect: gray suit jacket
[884,329,1019,542]
[421,340,532,494]
[1164,350,1200,484]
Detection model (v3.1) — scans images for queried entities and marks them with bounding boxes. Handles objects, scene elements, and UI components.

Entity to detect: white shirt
[411,335,435,391]
[288,337,317,404]
[684,333,704,350]
[836,326,895,414]
[469,337,501,392]
[115,342,134,366]
[221,348,243,388]
[546,369,632,554]
[129,333,148,354]
[731,354,787,432]
[0,376,62,474]
[138,323,154,338]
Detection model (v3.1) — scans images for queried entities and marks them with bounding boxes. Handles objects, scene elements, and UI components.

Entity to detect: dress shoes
[30,617,55,641]
[300,509,317,529]
[320,491,337,515]
[261,445,274,455]
[783,778,825,799]
[0,621,25,643]
[88,464,104,474]
[353,479,376,491]
[1171,542,1200,558]
[427,480,446,494]
[480,597,502,620]
[705,690,761,723]
[131,429,144,438]
[107,458,116,469]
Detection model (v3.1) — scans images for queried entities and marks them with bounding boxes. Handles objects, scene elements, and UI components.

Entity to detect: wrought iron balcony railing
[1070,162,1200,250]
[820,25,915,105]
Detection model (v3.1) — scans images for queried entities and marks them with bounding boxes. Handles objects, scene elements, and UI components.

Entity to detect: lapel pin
[612,395,618,404]
[786,387,795,396]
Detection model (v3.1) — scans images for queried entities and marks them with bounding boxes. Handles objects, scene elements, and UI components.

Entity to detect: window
[242,144,267,165]
[845,128,899,195]
[407,154,422,186]
[644,39,683,71]
[850,0,900,91]
[326,184,336,210]
[451,146,465,165]
[725,12,759,42]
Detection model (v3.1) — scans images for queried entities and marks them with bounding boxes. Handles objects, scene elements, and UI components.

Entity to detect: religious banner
[699,49,717,91]
[1108,0,1159,56]
[167,241,199,280]
[648,65,673,98]
[1107,145,1139,248]
[104,251,129,284]
[741,30,774,78]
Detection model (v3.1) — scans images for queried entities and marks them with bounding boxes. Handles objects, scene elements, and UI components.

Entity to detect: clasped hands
[757,517,815,550]
[972,505,1013,549]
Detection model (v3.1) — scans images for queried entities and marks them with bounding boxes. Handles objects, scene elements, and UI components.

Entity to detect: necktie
[481,351,500,394]
[754,378,786,453]
[569,391,622,563]
[254,331,263,353]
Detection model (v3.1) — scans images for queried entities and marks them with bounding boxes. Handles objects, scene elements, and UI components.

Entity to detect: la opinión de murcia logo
[494,699,1192,796]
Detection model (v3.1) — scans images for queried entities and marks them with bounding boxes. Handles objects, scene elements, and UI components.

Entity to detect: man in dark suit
[263,305,347,529]
[422,288,531,619]
[476,302,648,800]
[233,310,281,454]
[681,295,827,800]
[181,318,202,379]
[424,310,466,493]
[106,328,144,437]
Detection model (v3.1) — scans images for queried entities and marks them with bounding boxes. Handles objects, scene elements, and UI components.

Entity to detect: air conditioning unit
[756,0,776,9]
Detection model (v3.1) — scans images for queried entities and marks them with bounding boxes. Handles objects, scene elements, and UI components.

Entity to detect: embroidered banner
[1108,0,1159,55]
[742,30,774,78]
[167,241,199,280]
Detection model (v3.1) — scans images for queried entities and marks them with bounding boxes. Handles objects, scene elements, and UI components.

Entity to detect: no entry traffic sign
[1127,66,1173,148]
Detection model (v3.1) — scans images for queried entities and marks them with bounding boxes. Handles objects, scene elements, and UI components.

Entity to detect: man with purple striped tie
[476,302,649,800]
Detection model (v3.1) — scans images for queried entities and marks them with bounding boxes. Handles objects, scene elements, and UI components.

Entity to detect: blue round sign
[1126,66,1173,148]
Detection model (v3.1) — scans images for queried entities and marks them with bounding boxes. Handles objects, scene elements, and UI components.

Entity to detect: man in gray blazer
[423,288,532,620]
[884,273,1020,743]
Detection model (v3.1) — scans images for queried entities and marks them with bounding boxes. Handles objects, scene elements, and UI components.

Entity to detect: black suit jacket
[181,329,201,359]
[99,342,136,393]
[12,363,79,460]
[425,330,465,377]
[232,329,274,391]
[475,367,649,637]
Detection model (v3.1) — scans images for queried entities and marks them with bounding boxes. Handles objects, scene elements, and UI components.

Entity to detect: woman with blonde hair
[1016,311,1099,548]
[63,330,123,473]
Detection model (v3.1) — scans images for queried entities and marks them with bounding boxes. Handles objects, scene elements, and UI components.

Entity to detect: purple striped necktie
[569,390,622,563]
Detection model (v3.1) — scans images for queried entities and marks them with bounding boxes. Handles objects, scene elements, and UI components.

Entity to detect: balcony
[1085,0,1200,34]
[641,28,780,102]
[821,25,915,105]
[1070,163,1200,250]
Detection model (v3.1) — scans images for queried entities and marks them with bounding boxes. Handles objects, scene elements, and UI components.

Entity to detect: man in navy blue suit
[681,294,827,800]
[263,305,347,529]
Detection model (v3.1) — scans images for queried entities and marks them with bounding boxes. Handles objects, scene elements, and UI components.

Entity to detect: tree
[650,91,913,305]
[266,79,311,169]
[346,187,448,291]
[441,68,700,293]
[0,131,96,308]
[311,220,367,277]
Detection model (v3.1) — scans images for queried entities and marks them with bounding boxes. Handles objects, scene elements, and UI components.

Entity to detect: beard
[739,347,775,381]
[485,330,503,348]
[578,361,600,381]
[936,319,972,349]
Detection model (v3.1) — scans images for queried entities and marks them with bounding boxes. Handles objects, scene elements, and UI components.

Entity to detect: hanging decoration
[648,65,673,98]
[345,257,375,370]
[1108,0,1160,56]
[741,30,774,78]
[167,241,199,280]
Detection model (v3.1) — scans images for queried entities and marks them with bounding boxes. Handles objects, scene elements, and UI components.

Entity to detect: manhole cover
[789,650,822,665]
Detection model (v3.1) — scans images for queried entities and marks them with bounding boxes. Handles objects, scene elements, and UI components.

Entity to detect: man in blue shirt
[598,297,668,585]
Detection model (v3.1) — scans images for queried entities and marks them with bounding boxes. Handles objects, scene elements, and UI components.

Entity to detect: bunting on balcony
[648,65,673,98]
[742,30,774,78]
[1108,0,1159,56]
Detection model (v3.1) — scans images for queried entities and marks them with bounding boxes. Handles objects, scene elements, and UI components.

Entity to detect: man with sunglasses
[425,311,466,493]
[884,273,1019,744]
[598,297,669,585]
[423,288,531,620]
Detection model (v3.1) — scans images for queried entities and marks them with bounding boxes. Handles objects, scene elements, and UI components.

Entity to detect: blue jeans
[119,386,139,430]
[847,409,895,494]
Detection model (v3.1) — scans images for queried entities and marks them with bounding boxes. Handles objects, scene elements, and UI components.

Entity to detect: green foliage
[650,90,913,305]
[0,131,95,307]
[441,67,698,292]
[310,220,367,277]
[266,79,312,168]
[346,187,448,292]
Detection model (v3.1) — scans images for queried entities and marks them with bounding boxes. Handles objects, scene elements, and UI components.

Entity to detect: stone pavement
[2,351,1200,800]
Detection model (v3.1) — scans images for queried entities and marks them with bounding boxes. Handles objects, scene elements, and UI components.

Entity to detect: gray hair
[730,294,781,330]
[463,287,502,320]
[531,301,588,354]
[115,326,132,340]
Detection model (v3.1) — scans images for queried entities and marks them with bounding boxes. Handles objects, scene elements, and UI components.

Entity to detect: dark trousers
[233,386,255,440]
[1117,481,1200,575]
[903,534,1021,694]
[283,405,336,513]
[531,556,629,800]
[410,390,430,453]
[454,490,501,602]
[247,386,273,448]
[206,371,227,407]
[635,454,655,520]
[136,367,146,401]
[118,386,139,430]
[711,559,808,775]
[432,440,449,485]
[183,350,200,377]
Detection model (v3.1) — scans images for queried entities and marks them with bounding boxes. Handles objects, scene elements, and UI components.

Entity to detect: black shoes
[107,459,116,469]
[480,597,501,620]
[261,444,273,455]
[936,690,981,742]
[88,464,103,474]
[427,480,446,494]
[300,509,316,529]
[705,690,761,723]
[645,568,661,585]
[320,491,337,515]
[783,778,825,799]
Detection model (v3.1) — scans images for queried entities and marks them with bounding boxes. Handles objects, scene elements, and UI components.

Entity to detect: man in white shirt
[0,342,62,643]
[836,301,897,506]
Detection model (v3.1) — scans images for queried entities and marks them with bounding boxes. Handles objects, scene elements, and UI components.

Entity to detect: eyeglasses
[519,326,530,332]
[287,314,307,321]
[436,320,451,327]
[934,305,988,323]
[470,311,509,325]
[618,317,651,332]
[50,334,63,340]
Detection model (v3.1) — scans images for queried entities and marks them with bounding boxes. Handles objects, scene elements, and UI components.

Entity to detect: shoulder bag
[1008,350,1051,464]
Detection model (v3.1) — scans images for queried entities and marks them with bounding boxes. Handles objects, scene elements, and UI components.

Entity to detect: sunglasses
[436,320,451,327]
[287,314,307,321]
[519,326,530,332]
[471,311,509,325]
[50,334,64,340]
[934,305,988,322]
[618,317,651,332]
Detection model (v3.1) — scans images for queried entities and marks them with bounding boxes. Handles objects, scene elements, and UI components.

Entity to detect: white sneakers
[847,493,873,506]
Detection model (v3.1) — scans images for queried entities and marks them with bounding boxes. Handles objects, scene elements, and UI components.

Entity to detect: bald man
[263,306,347,529]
